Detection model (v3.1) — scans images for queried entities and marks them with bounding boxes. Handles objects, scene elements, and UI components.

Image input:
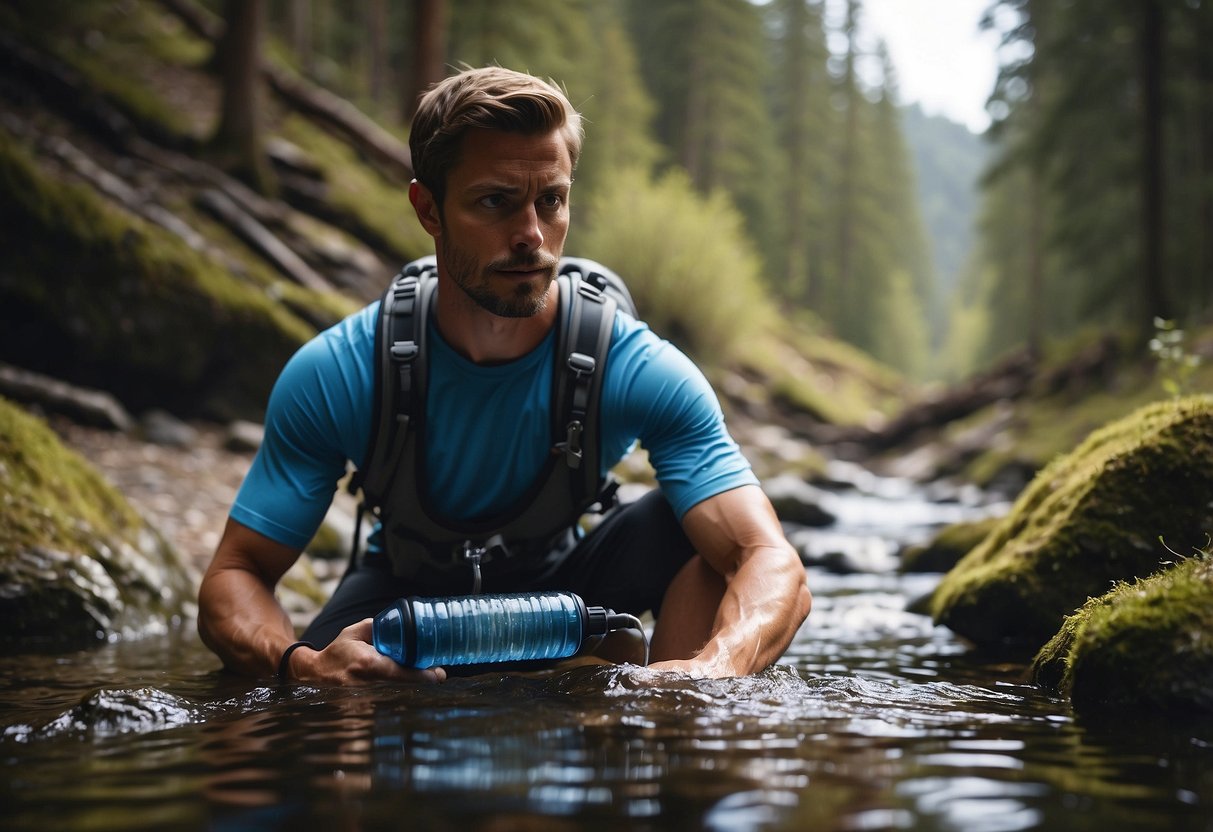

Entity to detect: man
[198,66,810,685]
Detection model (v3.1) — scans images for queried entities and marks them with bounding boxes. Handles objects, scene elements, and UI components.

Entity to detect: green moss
[0,400,139,557]
[900,516,1002,574]
[1033,553,1213,712]
[304,521,347,562]
[6,0,212,141]
[0,130,317,420]
[963,367,1167,489]
[930,396,1213,649]
[731,309,906,427]
[0,398,194,646]
[279,115,433,263]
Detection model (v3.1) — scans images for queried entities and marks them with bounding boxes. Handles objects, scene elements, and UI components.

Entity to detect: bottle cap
[583,605,611,637]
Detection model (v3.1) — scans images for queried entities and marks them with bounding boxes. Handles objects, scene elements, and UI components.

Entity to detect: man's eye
[539,194,565,209]
[478,195,505,209]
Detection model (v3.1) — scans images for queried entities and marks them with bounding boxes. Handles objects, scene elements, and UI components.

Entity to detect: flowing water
[2,467,1211,831]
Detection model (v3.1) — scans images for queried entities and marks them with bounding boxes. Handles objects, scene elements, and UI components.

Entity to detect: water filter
[372,590,615,668]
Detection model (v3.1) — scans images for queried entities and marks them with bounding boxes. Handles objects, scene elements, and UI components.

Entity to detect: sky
[853,0,1006,134]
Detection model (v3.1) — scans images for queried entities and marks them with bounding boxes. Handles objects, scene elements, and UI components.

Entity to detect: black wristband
[277,640,316,683]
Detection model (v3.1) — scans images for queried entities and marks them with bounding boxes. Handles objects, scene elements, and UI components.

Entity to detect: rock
[0,398,196,647]
[899,516,1002,574]
[1032,554,1213,712]
[0,134,340,423]
[0,362,134,432]
[223,419,264,453]
[139,409,197,447]
[763,474,836,528]
[928,396,1213,649]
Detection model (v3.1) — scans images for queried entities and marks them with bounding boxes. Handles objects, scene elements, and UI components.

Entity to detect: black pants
[301,489,695,648]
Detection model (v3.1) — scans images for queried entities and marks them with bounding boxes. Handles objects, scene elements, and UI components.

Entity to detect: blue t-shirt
[231,302,757,549]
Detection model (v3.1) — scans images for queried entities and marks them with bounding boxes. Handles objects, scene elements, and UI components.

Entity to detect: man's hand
[283,619,447,686]
[650,485,811,678]
[199,520,448,685]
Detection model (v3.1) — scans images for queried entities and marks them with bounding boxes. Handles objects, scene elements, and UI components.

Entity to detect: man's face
[425,128,573,318]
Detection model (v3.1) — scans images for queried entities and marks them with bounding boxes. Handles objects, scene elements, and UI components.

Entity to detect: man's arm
[198,518,444,685]
[647,484,811,677]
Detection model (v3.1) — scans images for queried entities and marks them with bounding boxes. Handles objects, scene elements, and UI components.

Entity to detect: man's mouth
[494,262,555,279]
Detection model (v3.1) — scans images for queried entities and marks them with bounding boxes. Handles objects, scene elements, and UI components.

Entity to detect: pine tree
[211,0,275,195]
[624,0,782,261]
[768,0,833,306]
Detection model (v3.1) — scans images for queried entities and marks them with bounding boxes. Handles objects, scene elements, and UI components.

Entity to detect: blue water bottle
[372,590,614,668]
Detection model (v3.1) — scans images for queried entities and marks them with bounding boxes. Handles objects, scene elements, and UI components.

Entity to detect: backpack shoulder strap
[355,256,437,508]
[553,264,620,509]
[559,256,637,318]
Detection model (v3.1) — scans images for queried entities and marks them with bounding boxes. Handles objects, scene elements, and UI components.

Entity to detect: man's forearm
[198,519,305,677]
[198,565,298,677]
[696,541,810,676]
[659,485,812,677]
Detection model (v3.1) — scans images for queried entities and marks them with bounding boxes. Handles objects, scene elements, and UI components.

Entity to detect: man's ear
[409,180,442,237]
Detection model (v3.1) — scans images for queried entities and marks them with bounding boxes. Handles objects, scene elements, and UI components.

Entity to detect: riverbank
[52,418,253,576]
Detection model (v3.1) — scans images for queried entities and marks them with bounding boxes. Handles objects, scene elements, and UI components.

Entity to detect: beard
[440,234,558,318]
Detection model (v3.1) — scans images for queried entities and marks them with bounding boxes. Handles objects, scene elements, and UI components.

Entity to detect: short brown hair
[409,66,583,207]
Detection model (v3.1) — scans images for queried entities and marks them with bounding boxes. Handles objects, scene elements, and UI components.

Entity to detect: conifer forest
[230,0,1213,383]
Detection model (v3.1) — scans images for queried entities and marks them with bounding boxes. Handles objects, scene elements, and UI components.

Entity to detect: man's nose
[512,204,543,252]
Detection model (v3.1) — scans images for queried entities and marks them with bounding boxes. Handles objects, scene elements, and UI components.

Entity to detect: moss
[0,400,139,556]
[963,369,1166,489]
[929,396,1213,649]
[0,129,318,420]
[1033,553,1213,712]
[304,521,348,562]
[6,0,213,142]
[278,114,433,263]
[900,516,1002,574]
[0,398,194,646]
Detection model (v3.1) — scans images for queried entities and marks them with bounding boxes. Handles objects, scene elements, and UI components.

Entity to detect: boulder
[0,132,345,423]
[1032,554,1213,712]
[0,397,196,647]
[928,396,1213,649]
[762,474,836,528]
[899,516,1001,574]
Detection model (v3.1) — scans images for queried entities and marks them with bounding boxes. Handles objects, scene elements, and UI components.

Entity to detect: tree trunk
[1196,5,1213,312]
[405,0,447,121]
[1139,0,1169,332]
[368,0,388,109]
[836,0,859,334]
[211,0,275,195]
[782,0,810,302]
[1026,167,1044,359]
[289,0,313,77]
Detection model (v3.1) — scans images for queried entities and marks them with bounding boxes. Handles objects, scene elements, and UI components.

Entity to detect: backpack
[348,255,637,585]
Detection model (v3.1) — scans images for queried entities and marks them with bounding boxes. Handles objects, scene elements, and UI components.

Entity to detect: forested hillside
[953,0,1213,377]
[2,0,1211,473]
[216,0,942,378]
[0,0,919,435]
[901,103,988,355]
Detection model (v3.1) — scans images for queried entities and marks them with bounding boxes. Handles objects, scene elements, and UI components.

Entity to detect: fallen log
[196,188,331,293]
[35,127,210,254]
[0,362,134,432]
[822,349,1037,453]
[264,68,413,184]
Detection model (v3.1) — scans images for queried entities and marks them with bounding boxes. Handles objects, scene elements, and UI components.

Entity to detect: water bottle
[372,590,612,668]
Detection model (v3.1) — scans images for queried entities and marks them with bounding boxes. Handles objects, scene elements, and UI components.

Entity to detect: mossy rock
[0,397,196,647]
[929,396,1213,649]
[900,516,1002,574]
[0,131,325,422]
[1032,554,1213,712]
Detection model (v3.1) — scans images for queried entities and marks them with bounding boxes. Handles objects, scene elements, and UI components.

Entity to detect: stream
[2,464,1211,831]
